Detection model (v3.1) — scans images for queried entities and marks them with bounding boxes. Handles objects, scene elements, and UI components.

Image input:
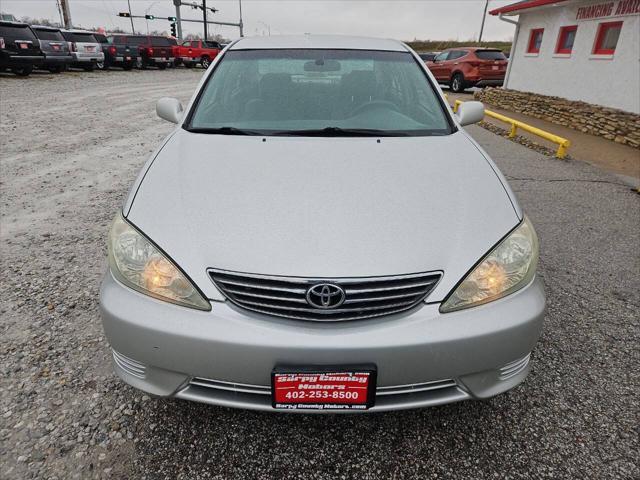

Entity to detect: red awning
[489,0,570,16]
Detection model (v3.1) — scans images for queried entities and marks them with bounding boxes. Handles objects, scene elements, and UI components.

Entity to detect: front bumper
[1,55,44,67]
[473,79,505,87]
[70,52,105,63]
[42,55,72,65]
[100,272,545,412]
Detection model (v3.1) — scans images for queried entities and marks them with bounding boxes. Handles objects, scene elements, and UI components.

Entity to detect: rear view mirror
[156,97,183,124]
[304,59,341,72]
[456,101,485,126]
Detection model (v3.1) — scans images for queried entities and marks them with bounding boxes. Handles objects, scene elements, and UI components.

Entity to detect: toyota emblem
[306,283,346,309]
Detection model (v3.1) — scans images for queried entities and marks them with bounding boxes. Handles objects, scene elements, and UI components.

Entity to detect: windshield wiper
[185,126,264,136]
[272,127,409,137]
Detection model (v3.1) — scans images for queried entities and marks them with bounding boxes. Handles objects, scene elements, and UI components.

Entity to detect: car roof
[61,29,98,34]
[229,35,408,52]
[0,21,31,27]
[442,46,502,51]
[32,25,62,31]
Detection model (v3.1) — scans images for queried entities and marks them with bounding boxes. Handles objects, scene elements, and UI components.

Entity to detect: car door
[429,51,450,81]
[446,50,467,78]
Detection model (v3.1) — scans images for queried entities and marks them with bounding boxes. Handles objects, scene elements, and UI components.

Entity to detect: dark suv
[32,25,72,73]
[0,21,44,76]
[94,32,136,70]
[427,47,508,93]
[110,34,174,69]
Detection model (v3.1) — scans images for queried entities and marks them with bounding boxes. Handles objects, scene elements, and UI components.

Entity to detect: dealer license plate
[272,366,376,411]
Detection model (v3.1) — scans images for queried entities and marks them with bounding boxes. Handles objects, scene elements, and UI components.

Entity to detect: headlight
[440,217,539,313]
[108,214,211,311]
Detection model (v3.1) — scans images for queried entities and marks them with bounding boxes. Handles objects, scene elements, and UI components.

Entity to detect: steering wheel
[350,100,400,117]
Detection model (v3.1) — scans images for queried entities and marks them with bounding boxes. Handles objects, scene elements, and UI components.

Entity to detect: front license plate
[125,56,131,60]
[272,365,376,411]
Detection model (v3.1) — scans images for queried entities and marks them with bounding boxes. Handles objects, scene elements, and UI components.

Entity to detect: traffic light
[118,12,131,17]
[170,22,177,37]
[145,15,155,20]
[167,16,177,22]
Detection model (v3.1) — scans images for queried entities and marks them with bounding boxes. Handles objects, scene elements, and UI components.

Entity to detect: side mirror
[456,101,484,126]
[156,97,183,124]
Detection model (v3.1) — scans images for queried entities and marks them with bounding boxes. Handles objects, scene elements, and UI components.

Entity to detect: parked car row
[419,47,509,93]
[0,20,222,76]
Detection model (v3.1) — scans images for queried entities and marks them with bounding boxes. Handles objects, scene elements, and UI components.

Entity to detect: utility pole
[60,0,72,28]
[478,0,489,43]
[202,0,208,40]
[173,0,183,40]
[127,0,135,34]
[55,0,64,27]
[239,0,244,37]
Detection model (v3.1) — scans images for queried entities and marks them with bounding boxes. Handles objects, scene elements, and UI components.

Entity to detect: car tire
[450,73,466,93]
[184,62,194,68]
[11,65,33,76]
[201,56,210,69]
[83,64,95,72]
[123,62,134,71]
[96,61,108,71]
[48,66,63,74]
[158,63,167,70]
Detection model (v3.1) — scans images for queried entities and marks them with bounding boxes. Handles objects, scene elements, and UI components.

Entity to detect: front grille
[112,349,146,379]
[208,269,441,322]
[499,353,531,380]
[179,376,467,412]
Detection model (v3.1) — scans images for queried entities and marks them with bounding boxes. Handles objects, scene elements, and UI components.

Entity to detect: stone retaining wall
[473,88,640,149]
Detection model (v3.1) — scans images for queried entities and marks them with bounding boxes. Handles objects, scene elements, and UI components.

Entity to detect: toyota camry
[100,35,545,412]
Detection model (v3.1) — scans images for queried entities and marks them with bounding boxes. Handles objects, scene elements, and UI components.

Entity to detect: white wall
[506,2,640,113]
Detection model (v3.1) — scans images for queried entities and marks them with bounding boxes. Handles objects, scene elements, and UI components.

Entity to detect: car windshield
[475,50,507,60]
[62,32,96,43]
[188,49,452,136]
[0,25,37,42]
[34,29,64,41]
[128,36,147,46]
[150,36,171,46]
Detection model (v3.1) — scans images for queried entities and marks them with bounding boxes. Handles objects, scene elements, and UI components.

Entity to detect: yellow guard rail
[453,99,571,159]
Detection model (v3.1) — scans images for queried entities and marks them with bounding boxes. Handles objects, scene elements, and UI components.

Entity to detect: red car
[175,40,221,69]
[426,47,508,93]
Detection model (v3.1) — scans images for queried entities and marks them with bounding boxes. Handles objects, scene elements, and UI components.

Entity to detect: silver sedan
[100,35,544,413]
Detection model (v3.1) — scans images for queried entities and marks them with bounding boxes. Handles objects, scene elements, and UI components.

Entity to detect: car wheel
[96,61,107,70]
[450,73,466,93]
[201,56,210,69]
[184,62,194,68]
[83,64,95,72]
[11,65,33,76]
[123,62,134,71]
[48,66,63,74]
[158,63,167,70]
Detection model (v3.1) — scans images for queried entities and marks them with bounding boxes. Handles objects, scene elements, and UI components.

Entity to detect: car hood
[127,129,520,302]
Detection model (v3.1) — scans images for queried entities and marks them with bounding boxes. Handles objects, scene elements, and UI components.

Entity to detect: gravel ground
[1,69,638,480]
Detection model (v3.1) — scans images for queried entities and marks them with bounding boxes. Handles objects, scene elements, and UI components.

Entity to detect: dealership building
[490,0,640,113]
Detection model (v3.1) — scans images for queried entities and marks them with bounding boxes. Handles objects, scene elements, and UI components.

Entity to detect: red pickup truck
[175,40,221,69]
